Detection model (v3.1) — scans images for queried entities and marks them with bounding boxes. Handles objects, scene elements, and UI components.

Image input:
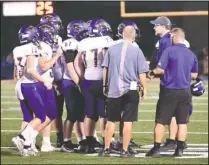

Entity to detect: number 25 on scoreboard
[36,2,54,16]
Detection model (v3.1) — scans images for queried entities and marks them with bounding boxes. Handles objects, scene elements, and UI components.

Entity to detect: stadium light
[120,1,208,18]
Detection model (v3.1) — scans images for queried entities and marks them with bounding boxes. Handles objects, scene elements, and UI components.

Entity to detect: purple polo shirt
[157,44,198,89]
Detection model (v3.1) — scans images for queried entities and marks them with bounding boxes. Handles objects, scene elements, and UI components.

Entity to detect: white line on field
[1,118,208,123]
[1,130,208,134]
[1,102,208,105]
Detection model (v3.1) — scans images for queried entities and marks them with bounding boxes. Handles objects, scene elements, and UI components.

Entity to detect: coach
[146,28,198,157]
[101,26,149,157]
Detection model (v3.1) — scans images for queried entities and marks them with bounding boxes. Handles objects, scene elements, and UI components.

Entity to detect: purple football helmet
[40,14,63,34]
[117,21,140,40]
[36,22,57,45]
[190,77,205,97]
[18,25,39,44]
[88,18,112,37]
[67,20,88,41]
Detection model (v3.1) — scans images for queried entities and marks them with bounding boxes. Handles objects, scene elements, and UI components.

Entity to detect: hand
[103,86,108,97]
[147,70,155,80]
[139,86,146,100]
[44,81,52,90]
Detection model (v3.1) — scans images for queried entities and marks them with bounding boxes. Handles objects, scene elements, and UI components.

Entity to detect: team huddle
[12,14,142,157]
[11,14,205,158]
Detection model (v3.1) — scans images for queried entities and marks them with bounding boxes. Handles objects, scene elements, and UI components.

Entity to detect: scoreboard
[2,2,54,16]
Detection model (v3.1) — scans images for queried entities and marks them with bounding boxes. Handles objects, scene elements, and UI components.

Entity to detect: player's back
[78,36,113,80]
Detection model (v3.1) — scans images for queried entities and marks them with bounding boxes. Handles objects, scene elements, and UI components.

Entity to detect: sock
[21,124,33,139]
[31,129,39,140]
[167,138,176,144]
[154,142,161,149]
[21,125,33,141]
[43,136,50,144]
[94,132,100,142]
[77,137,82,143]
[111,137,115,143]
[56,132,63,140]
[77,136,86,143]
[64,138,71,143]
[177,140,185,149]
[118,136,123,143]
[82,136,86,140]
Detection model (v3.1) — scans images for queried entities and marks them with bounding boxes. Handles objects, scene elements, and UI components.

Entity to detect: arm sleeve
[101,50,110,68]
[191,54,198,73]
[157,48,170,70]
[63,50,78,63]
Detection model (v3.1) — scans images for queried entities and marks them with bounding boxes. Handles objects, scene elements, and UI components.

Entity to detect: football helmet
[36,22,57,46]
[117,20,140,40]
[67,20,88,41]
[18,25,39,44]
[40,14,63,34]
[88,18,112,37]
[190,78,205,96]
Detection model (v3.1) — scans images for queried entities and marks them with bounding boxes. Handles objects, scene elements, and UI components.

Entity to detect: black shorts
[106,90,139,122]
[62,80,85,122]
[155,86,192,125]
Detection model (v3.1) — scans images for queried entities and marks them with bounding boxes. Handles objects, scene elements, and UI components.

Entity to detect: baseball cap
[150,16,171,25]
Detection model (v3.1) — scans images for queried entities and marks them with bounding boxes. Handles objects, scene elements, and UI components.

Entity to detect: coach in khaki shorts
[101,26,149,157]
[146,28,198,158]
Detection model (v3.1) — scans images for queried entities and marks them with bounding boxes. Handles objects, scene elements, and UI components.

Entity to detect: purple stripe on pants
[21,83,46,123]
[35,82,57,121]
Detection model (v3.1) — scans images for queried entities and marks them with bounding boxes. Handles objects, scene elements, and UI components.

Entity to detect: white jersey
[13,42,40,99]
[61,38,79,80]
[78,36,113,80]
[13,43,40,84]
[110,39,139,48]
[37,41,54,83]
[52,35,63,81]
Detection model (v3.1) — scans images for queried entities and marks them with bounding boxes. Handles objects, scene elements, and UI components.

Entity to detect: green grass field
[1,80,208,164]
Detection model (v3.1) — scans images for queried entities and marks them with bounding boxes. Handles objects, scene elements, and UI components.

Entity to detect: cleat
[120,149,135,158]
[160,139,177,151]
[173,148,183,157]
[129,139,139,147]
[146,147,161,158]
[41,142,55,152]
[12,136,24,155]
[99,148,111,157]
[61,141,77,153]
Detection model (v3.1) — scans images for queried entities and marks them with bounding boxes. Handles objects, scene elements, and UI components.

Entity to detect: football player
[74,18,113,153]
[34,22,62,152]
[40,14,64,148]
[12,25,52,157]
[60,20,88,152]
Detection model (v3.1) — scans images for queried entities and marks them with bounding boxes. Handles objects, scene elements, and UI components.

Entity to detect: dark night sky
[1,1,208,60]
